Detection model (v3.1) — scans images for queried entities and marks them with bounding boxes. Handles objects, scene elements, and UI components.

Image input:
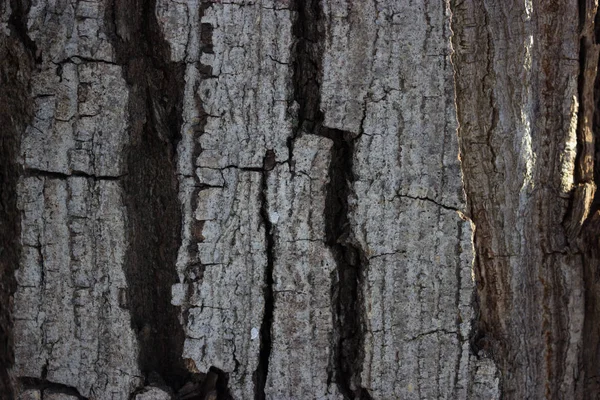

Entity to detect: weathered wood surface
[0,0,596,399]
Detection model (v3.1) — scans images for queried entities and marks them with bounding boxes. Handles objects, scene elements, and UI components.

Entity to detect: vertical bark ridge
[105,0,188,390]
[568,0,599,237]
[576,0,600,394]
[449,0,503,363]
[452,0,584,397]
[168,3,293,398]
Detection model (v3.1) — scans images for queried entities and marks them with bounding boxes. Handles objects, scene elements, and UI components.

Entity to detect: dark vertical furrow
[0,2,36,396]
[292,1,371,398]
[104,0,188,390]
[254,153,276,400]
[323,129,372,400]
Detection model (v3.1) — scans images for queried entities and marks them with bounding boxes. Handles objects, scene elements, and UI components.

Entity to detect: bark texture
[0,0,596,399]
[452,1,597,398]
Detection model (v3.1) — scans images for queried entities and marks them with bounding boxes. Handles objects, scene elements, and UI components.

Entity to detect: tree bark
[0,0,596,399]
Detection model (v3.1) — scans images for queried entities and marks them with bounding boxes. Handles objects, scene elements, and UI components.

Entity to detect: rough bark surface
[452,0,598,398]
[0,0,596,399]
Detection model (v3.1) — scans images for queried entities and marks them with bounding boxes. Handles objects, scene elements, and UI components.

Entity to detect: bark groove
[324,129,372,400]
[254,154,275,400]
[291,1,370,396]
[106,0,189,389]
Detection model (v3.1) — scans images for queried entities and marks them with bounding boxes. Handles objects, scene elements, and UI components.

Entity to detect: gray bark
[0,0,595,399]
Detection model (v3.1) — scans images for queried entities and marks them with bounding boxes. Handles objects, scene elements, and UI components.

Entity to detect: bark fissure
[394,193,461,212]
[23,168,125,181]
[104,0,189,390]
[7,0,39,62]
[18,377,89,400]
[254,153,276,400]
[323,128,372,400]
[291,1,371,398]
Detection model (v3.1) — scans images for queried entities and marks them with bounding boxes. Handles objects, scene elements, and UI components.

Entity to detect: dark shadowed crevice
[0,2,36,396]
[254,152,276,400]
[104,0,188,391]
[289,0,322,163]
[291,1,371,398]
[322,128,373,400]
[22,168,124,181]
[7,0,39,63]
[210,366,235,400]
[18,377,89,400]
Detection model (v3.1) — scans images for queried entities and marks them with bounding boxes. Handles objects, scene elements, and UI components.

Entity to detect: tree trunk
[0,0,596,399]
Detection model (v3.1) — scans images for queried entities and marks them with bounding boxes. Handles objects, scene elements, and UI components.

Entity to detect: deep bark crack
[23,168,124,181]
[254,152,276,400]
[323,129,372,400]
[104,0,190,391]
[18,377,89,399]
[291,1,371,398]
[7,0,40,63]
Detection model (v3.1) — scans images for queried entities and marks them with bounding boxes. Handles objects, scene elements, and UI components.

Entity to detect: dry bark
[452,0,598,398]
[0,0,596,399]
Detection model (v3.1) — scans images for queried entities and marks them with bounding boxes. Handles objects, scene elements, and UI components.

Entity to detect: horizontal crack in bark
[19,377,89,399]
[394,193,461,212]
[23,168,125,181]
